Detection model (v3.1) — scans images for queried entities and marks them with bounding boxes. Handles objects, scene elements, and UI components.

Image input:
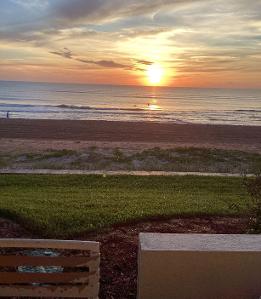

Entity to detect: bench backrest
[0,238,100,298]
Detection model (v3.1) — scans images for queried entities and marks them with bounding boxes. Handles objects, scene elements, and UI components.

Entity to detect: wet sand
[0,118,260,152]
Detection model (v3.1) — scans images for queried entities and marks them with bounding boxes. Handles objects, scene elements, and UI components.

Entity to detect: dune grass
[1,147,260,173]
[0,174,250,238]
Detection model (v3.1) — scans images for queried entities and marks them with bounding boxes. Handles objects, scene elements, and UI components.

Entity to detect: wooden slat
[88,258,100,273]
[0,239,100,298]
[0,255,99,267]
[0,239,99,252]
[0,284,99,297]
[0,272,96,284]
[89,250,100,274]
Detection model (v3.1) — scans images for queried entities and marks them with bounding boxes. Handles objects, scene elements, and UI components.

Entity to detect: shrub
[245,172,261,233]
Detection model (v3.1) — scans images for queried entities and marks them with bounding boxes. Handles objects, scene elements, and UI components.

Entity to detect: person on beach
[6,111,10,119]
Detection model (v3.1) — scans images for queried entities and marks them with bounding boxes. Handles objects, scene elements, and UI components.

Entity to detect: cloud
[50,47,132,69]
[10,0,49,9]
[135,59,153,65]
[1,0,261,86]
[49,47,73,59]
[49,46,152,71]
[50,0,195,25]
[120,27,171,38]
[169,50,261,74]
[76,58,128,68]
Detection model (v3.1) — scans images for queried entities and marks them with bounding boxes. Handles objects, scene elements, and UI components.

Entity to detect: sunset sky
[0,0,261,88]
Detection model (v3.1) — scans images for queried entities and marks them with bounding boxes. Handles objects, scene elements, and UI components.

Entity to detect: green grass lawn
[0,174,251,238]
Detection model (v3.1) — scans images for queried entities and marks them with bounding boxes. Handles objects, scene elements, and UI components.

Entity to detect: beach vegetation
[88,146,97,151]
[0,147,260,174]
[245,172,261,233]
[39,149,76,160]
[112,149,131,163]
[24,153,39,160]
[0,156,8,168]
[23,150,76,161]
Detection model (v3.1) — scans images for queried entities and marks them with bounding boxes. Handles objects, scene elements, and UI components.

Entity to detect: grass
[34,149,76,160]
[0,174,250,238]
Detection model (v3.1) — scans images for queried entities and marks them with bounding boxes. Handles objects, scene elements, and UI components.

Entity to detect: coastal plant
[24,153,40,160]
[84,148,104,163]
[244,172,261,233]
[0,156,9,168]
[39,149,76,160]
[88,146,97,151]
[112,148,131,163]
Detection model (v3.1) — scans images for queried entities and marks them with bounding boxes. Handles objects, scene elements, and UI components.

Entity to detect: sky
[0,0,261,88]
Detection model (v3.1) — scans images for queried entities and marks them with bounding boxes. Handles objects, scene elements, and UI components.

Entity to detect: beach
[1,118,261,152]
[2,2,261,298]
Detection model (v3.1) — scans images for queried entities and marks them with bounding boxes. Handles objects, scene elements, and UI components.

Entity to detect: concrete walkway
[0,168,251,177]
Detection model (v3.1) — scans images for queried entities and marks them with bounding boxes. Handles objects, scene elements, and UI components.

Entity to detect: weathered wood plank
[88,259,100,273]
[0,255,99,267]
[0,284,99,297]
[89,250,101,273]
[0,239,99,252]
[0,272,96,284]
[0,239,100,298]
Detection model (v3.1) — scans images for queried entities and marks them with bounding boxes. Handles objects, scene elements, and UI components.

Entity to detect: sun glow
[146,103,162,111]
[147,63,164,85]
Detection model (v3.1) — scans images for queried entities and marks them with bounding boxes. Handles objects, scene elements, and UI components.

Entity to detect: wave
[0,97,41,102]
[55,90,90,94]
[56,104,92,109]
[56,104,157,112]
[0,102,163,113]
[235,109,261,112]
[0,103,37,108]
[1,102,261,115]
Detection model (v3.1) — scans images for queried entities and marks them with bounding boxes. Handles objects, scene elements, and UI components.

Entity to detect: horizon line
[0,79,261,91]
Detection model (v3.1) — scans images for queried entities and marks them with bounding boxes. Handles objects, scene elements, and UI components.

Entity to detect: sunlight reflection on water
[145,103,162,111]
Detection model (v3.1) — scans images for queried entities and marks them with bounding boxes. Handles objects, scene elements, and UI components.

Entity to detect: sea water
[0,80,260,125]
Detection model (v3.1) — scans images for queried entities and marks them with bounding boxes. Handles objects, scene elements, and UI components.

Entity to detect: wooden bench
[0,238,100,298]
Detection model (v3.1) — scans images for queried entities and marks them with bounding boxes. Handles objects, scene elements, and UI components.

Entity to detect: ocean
[0,80,260,126]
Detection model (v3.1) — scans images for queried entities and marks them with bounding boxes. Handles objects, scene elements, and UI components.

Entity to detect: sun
[147,63,164,85]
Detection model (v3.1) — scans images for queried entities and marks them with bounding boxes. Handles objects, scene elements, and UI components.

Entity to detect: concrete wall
[138,233,261,299]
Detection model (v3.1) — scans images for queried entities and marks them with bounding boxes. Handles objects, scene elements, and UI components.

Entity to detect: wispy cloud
[76,58,129,69]
[135,59,153,65]
[50,47,133,69]
[0,0,261,87]
[50,47,73,59]
[51,0,197,24]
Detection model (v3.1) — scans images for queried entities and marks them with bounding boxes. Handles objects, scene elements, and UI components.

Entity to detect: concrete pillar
[138,233,261,299]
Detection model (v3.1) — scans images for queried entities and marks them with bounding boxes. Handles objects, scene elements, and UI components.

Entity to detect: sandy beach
[0,119,261,153]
